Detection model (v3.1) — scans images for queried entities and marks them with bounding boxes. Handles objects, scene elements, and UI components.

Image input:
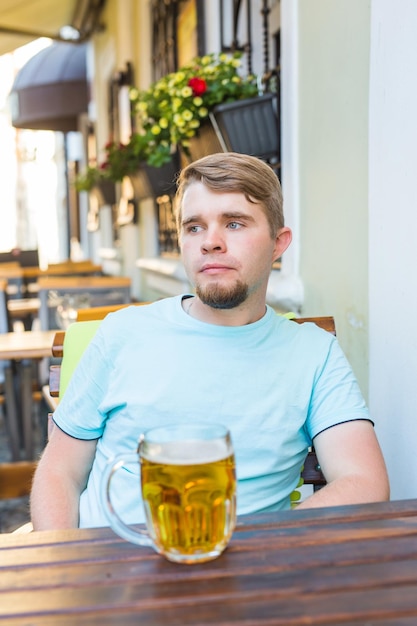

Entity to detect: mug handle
[101,453,153,547]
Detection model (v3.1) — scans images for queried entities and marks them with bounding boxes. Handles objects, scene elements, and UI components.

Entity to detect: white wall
[368,0,417,500]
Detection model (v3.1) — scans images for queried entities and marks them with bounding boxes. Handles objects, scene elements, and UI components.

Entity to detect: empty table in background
[0,330,56,460]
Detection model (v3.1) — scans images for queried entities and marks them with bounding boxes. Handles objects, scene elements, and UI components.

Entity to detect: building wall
[295,0,417,499]
[368,0,417,500]
[87,0,283,302]
[296,0,371,398]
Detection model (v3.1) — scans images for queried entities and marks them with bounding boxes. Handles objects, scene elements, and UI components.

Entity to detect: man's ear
[273,227,292,262]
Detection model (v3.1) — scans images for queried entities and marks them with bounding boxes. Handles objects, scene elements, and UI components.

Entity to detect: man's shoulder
[274,313,335,343]
[96,296,182,339]
[106,296,178,320]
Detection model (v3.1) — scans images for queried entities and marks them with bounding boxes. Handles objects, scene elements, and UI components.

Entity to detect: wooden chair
[0,461,37,500]
[0,460,37,534]
[48,314,333,491]
[76,301,150,321]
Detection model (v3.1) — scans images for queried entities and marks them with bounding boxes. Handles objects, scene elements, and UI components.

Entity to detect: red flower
[188,77,207,96]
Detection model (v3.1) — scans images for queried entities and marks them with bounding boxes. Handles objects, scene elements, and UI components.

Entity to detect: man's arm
[297,420,390,509]
[30,424,98,530]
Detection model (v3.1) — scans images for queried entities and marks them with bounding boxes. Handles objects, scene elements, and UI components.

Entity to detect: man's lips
[200,264,234,275]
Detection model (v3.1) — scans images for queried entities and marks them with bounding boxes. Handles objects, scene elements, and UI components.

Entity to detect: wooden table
[1,498,417,624]
[0,329,56,362]
[21,261,103,280]
[0,330,56,460]
[7,297,40,324]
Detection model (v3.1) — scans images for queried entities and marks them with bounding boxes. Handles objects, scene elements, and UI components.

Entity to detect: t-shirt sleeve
[52,325,111,440]
[305,335,372,441]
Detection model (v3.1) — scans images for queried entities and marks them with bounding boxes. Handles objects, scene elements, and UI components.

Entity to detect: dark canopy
[9,42,88,132]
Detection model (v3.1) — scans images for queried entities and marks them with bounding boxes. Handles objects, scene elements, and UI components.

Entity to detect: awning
[0,0,106,57]
[9,42,89,132]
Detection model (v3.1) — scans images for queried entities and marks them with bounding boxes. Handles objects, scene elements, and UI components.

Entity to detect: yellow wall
[297,0,371,397]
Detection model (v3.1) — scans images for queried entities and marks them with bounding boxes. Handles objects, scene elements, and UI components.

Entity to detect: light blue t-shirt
[53,295,370,528]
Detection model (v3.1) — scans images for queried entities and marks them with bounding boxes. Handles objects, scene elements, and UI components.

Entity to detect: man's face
[179,182,291,309]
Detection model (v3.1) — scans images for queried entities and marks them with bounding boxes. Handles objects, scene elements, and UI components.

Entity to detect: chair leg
[21,361,34,460]
[3,366,21,461]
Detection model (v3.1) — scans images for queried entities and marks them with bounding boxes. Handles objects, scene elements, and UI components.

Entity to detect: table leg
[3,365,21,461]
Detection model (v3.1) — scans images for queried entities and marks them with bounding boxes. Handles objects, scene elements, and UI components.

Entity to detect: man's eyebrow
[221,211,255,222]
[181,215,201,227]
[181,211,255,226]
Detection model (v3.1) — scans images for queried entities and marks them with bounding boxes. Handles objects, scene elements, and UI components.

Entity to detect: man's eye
[188,225,201,233]
[228,221,242,230]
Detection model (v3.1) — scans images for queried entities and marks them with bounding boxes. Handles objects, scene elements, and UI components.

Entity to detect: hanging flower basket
[128,153,181,201]
[129,51,259,167]
[209,93,279,162]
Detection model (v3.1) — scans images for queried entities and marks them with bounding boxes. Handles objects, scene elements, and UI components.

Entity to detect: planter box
[129,153,181,200]
[186,121,223,163]
[90,180,116,206]
[210,93,279,161]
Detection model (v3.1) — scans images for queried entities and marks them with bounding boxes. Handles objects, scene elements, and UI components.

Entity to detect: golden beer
[141,439,236,564]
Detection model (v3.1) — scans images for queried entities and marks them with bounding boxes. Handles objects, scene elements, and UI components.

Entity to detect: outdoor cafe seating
[0,251,103,291]
[0,254,133,467]
[0,256,106,330]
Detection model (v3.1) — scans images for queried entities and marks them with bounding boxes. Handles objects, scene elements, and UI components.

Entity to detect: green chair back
[59,320,102,399]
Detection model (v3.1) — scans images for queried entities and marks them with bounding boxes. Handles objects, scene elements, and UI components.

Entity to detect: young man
[31,153,389,530]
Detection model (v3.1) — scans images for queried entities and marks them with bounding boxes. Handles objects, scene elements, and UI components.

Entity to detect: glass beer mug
[101,422,237,564]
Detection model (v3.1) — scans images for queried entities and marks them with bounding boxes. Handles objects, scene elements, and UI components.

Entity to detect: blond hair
[175,152,284,238]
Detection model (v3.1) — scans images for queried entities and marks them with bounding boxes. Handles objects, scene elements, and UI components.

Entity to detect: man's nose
[201,227,226,253]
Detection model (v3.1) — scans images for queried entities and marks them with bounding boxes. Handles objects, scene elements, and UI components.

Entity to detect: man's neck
[182,296,267,327]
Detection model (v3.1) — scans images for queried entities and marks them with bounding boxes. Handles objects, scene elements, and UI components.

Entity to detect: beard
[195,279,249,309]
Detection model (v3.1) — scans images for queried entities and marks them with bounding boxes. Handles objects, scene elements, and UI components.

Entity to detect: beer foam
[143,439,231,465]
